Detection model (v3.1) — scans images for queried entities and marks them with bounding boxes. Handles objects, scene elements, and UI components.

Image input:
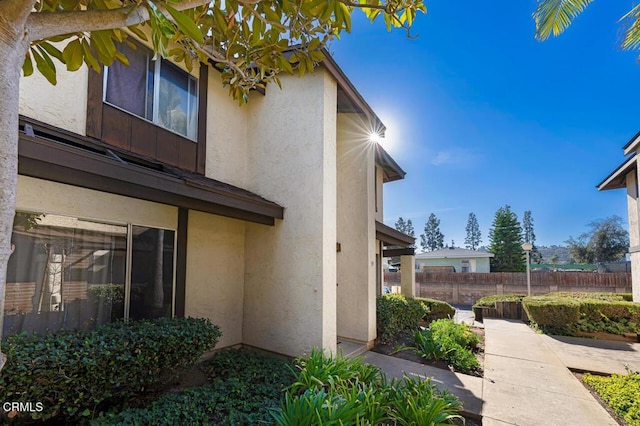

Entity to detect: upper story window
[104,41,198,141]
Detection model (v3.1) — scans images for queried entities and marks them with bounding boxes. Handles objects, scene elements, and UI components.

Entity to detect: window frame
[8,210,178,326]
[102,42,199,143]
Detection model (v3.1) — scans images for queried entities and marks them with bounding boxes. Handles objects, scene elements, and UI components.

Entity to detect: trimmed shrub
[522,296,581,331]
[583,371,640,425]
[376,294,428,344]
[415,297,456,321]
[94,348,294,426]
[473,294,525,308]
[0,317,221,423]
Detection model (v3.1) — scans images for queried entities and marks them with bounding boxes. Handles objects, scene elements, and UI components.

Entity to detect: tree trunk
[0,33,29,371]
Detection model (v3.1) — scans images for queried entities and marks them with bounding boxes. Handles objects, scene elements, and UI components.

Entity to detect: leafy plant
[415,297,456,322]
[583,370,640,425]
[0,317,220,423]
[377,294,428,344]
[94,347,294,426]
[409,319,482,375]
[522,296,581,332]
[473,294,525,308]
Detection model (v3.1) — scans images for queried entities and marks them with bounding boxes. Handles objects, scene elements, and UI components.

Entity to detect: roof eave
[375,143,406,182]
[623,130,640,155]
[597,154,636,191]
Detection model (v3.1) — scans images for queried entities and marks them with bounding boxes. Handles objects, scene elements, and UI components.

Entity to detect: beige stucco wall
[626,171,640,302]
[16,175,177,228]
[336,114,377,343]
[205,72,250,188]
[242,70,337,357]
[375,166,384,223]
[185,211,245,348]
[19,63,88,136]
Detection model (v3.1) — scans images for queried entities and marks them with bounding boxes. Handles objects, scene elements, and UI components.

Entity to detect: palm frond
[620,4,640,50]
[533,0,594,41]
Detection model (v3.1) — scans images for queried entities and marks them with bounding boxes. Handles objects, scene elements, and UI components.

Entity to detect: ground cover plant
[582,370,640,425]
[93,347,295,425]
[522,292,640,336]
[408,319,482,376]
[272,349,462,425]
[0,317,221,423]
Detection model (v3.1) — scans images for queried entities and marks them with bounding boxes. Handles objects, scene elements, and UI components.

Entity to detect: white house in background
[415,247,494,273]
[10,37,415,358]
[597,131,640,302]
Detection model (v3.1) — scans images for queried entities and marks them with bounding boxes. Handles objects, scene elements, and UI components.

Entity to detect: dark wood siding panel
[86,69,103,139]
[102,105,131,151]
[130,118,158,158]
[156,127,180,167]
[178,141,197,170]
[197,65,208,175]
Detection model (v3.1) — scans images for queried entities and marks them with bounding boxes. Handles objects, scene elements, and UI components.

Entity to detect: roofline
[415,252,495,259]
[320,48,386,133]
[623,130,640,156]
[375,221,415,247]
[597,153,637,191]
[375,143,406,182]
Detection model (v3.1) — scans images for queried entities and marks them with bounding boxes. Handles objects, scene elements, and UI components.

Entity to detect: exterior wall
[375,166,383,223]
[336,114,377,343]
[205,72,249,188]
[627,171,640,302]
[19,63,88,136]
[16,175,177,229]
[243,70,337,357]
[185,211,245,349]
[416,257,490,273]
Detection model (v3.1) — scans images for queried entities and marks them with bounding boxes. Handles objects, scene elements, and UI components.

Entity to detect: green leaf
[22,53,34,77]
[127,24,149,42]
[81,39,101,73]
[38,41,65,62]
[31,47,57,85]
[164,4,204,44]
[62,39,84,71]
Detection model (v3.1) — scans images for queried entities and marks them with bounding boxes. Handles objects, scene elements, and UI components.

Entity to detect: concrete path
[363,318,640,425]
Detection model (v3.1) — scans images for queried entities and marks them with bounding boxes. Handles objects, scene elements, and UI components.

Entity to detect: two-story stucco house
[7,39,415,357]
[597,132,640,303]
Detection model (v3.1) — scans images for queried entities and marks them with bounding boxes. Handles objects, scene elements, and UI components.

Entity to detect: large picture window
[4,212,176,336]
[104,41,198,140]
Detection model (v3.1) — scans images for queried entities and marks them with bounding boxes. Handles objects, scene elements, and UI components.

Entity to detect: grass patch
[583,371,640,425]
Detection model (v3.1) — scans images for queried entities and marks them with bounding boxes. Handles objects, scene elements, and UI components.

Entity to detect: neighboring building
[415,247,494,273]
[597,131,640,302]
[9,41,414,356]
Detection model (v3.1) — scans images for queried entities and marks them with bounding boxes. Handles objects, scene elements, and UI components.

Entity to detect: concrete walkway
[363,318,640,425]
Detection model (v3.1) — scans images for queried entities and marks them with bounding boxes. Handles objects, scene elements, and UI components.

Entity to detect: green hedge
[0,317,221,423]
[473,294,525,308]
[376,294,427,344]
[415,297,455,321]
[523,293,640,335]
[522,296,581,330]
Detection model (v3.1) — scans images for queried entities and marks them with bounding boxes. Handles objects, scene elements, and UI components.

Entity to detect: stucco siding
[416,258,491,273]
[185,211,245,348]
[205,72,250,188]
[627,171,640,302]
[16,175,177,229]
[19,63,88,136]
[336,114,376,343]
[243,71,338,356]
[375,166,384,223]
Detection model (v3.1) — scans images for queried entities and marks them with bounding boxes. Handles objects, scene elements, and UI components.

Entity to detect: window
[104,42,198,140]
[4,212,176,336]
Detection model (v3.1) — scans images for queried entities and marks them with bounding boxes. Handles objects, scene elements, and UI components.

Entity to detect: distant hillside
[536,245,570,263]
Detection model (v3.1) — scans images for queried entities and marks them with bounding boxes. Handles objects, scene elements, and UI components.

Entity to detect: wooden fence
[384,271,632,305]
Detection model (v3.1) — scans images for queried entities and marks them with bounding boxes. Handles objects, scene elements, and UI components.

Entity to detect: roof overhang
[320,48,385,134]
[375,221,415,247]
[597,154,637,191]
[18,116,284,225]
[375,144,406,182]
[623,130,640,156]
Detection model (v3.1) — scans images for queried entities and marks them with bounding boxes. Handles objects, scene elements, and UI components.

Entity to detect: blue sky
[329,1,640,248]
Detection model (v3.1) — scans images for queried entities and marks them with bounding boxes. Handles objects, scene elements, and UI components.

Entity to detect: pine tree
[420,213,445,252]
[488,205,525,272]
[464,212,482,250]
[522,210,542,263]
[395,217,406,233]
[394,217,415,249]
